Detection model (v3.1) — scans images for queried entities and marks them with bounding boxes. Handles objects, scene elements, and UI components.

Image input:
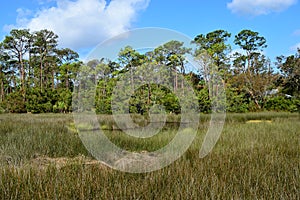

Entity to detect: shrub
[0,104,6,113]
[226,88,249,113]
[264,96,299,112]
[4,92,27,113]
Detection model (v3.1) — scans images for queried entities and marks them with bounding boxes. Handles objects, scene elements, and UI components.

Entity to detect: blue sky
[1,0,300,62]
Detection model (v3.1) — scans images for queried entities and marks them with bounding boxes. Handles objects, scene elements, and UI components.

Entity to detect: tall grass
[0,113,299,199]
[0,114,89,167]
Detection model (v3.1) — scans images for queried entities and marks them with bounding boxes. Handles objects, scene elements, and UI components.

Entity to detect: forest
[0,28,299,114]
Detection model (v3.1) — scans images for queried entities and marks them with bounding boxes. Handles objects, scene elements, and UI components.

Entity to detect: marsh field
[0,112,299,199]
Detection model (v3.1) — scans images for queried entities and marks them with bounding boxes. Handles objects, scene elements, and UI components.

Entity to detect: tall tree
[232,29,273,109]
[234,29,267,70]
[276,48,300,97]
[56,48,79,89]
[118,46,145,90]
[0,43,10,102]
[155,40,190,91]
[32,29,58,90]
[193,30,231,74]
[2,29,31,96]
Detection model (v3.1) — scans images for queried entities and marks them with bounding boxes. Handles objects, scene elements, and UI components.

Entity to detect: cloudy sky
[1,0,299,61]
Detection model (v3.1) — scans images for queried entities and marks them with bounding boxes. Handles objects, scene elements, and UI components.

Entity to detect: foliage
[193,29,231,77]
[264,96,300,112]
[226,87,249,113]
[276,48,300,97]
[0,28,299,113]
[231,29,274,109]
[197,87,211,113]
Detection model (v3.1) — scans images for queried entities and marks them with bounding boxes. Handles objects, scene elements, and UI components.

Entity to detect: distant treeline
[0,29,299,114]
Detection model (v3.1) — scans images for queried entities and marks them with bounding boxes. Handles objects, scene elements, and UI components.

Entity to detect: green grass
[0,112,299,199]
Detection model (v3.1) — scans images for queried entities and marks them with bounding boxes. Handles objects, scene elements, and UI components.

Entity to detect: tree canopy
[0,28,299,114]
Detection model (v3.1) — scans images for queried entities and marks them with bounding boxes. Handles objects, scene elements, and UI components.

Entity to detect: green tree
[56,48,79,90]
[31,29,58,90]
[93,59,118,114]
[118,46,146,90]
[232,29,273,109]
[193,30,231,78]
[154,40,190,91]
[276,48,300,97]
[234,29,267,71]
[2,29,31,97]
[0,43,10,103]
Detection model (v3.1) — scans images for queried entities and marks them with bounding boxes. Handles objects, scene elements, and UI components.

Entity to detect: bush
[25,89,55,113]
[264,96,299,112]
[3,92,27,113]
[0,104,6,114]
[226,88,249,113]
[197,88,211,113]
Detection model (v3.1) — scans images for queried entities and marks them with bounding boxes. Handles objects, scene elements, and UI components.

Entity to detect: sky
[1,0,300,63]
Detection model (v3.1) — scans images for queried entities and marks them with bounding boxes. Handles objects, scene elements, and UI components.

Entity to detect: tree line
[0,29,299,114]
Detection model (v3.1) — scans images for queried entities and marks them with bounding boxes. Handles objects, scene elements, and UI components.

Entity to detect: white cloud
[3,8,33,32]
[6,0,150,50]
[227,0,297,16]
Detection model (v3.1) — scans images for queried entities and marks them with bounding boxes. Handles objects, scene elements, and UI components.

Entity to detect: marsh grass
[0,114,89,167]
[0,112,299,199]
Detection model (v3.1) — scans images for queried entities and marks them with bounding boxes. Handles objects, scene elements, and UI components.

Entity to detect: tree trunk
[18,52,26,101]
[248,90,261,109]
[0,80,3,102]
[40,56,43,91]
[147,83,151,105]
[175,67,178,91]
[52,69,55,90]
[66,75,69,89]
[130,64,134,90]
